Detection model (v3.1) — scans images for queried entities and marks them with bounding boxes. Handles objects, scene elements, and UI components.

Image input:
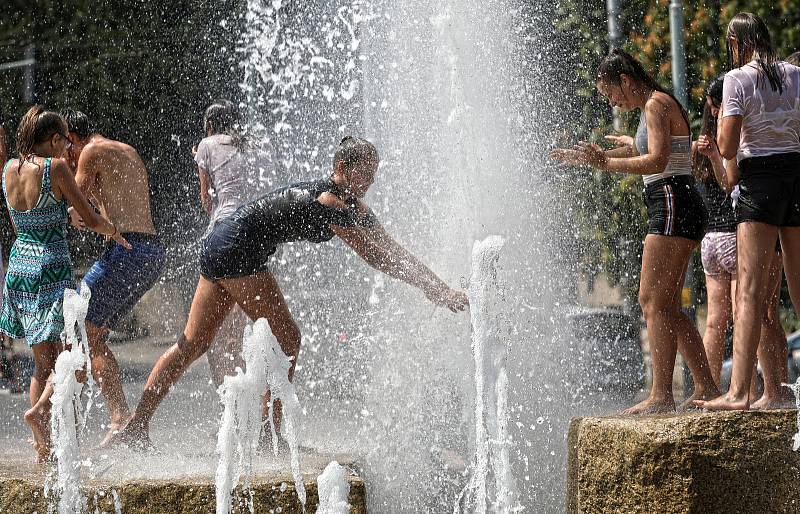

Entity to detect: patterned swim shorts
[700,231,737,277]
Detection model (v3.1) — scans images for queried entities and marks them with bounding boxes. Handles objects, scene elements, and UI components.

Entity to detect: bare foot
[24,408,51,463]
[693,392,749,411]
[677,389,720,412]
[104,420,154,452]
[621,397,676,416]
[750,394,796,410]
[99,421,127,449]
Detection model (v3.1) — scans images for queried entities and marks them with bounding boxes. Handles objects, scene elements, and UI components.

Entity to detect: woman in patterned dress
[1,106,129,461]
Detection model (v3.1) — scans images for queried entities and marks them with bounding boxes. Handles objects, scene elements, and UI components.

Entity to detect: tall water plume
[238,0,576,511]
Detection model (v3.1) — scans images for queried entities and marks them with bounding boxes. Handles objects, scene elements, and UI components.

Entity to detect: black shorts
[199,217,275,282]
[736,152,800,227]
[643,175,707,242]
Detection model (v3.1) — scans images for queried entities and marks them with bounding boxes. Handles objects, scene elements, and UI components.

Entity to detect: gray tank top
[635,112,693,186]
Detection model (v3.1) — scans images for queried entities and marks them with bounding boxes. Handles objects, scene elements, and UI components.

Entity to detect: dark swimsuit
[200,178,377,281]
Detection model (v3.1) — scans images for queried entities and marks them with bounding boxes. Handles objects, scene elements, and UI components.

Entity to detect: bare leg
[206,307,247,388]
[25,341,61,462]
[220,272,301,436]
[623,235,709,415]
[85,322,131,446]
[697,222,778,410]
[112,277,234,448]
[701,271,732,387]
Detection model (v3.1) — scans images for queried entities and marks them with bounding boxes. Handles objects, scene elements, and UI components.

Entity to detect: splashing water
[783,378,800,451]
[215,323,268,514]
[316,461,351,514]
[456,236,519,514]
[258,318,307,507]
[47,284,93,514]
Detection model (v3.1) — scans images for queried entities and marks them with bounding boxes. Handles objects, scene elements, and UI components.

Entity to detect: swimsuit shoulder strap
[42,158,53,195]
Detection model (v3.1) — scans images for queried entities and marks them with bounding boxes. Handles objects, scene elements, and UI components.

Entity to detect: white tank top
[635,112,693,186]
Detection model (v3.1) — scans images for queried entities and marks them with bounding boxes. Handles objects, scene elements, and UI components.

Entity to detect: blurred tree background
[553,0,800,329]
[0,0,246,302]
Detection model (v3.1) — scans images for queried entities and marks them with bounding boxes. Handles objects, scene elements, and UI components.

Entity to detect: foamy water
[783,378,800,451]
[316,461,351,514]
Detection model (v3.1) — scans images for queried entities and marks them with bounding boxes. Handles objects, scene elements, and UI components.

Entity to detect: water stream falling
[456,235,519,514]
[46,285,93,514]
[215,319,307,511]
[316,461,351,514]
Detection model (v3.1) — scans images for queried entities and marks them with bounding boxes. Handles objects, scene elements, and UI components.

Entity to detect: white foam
[456,236,520,514]
[316,461,350,514]
[214,319,305,512]
[48,284,93,514]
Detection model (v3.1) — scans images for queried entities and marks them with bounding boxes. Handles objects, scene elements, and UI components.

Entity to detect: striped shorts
[700,231,737,276]
[643,175,707,242]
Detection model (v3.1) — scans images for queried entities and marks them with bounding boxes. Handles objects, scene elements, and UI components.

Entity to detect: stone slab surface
[567,410,800,514]
[0,460,366,513]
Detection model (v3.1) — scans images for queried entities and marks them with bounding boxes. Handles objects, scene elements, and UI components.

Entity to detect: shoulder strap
[1,160,11,198]
[42,158,52,194]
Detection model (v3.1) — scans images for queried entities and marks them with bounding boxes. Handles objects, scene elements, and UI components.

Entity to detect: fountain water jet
[46,284,93,514]
[316,460,351,514]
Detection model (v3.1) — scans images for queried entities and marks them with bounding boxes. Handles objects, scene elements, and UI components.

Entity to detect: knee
[176,334,210,365]
[639,293,669,319]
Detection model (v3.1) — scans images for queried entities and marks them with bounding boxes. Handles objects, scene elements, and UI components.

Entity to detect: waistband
[119,232,162,245]
[740,152,800,171]
[644,174,696,193]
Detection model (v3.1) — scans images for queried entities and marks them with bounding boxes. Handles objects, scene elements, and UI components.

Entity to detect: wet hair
[691,102,717,183]
[786,51,800,67]
[333,136,379,172]
[705,74,725,107]
[61,108,91,140]
[596,48,690,130]
[203,99,247,150]
[15,105,68,162]
[726,13,784,94]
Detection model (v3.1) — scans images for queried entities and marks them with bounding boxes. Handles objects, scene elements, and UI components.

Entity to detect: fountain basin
[0,458,366,513]
[567,410,800,513]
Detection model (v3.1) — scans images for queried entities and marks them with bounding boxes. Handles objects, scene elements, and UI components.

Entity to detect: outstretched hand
[696,134,720,158]
[549,141,607,169]
[112,232,132,250]
[426,286,469,313]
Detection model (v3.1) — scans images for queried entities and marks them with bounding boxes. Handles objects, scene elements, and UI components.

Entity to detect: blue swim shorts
[82,232,166,330]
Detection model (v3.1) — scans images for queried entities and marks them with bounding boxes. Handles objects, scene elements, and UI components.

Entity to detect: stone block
[567,410,800,513]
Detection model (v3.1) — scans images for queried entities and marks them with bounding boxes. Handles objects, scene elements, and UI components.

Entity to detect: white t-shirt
[722,60,800,163]
[194,134,275,235]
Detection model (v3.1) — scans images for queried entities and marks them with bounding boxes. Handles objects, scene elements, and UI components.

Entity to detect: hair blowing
[333,136,378,171]
[596,48,690,130]
[726,12,784,94]
[16,105,67,161]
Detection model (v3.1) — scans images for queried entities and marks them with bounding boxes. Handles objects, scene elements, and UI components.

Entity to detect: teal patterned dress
[0,158,75,346]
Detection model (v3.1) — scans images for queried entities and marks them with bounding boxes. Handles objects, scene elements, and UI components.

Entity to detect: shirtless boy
[62,110,166,445]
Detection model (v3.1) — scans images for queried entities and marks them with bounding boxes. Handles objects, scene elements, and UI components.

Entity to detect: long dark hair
[786,51,800,67]
[15,105,68,172]
[596,48,690,130]
[203,99,248,150]
[692,75,725,182]
[726,12,784,93]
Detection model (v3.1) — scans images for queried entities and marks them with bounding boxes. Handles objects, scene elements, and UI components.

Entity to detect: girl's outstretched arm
[332,220,468,312]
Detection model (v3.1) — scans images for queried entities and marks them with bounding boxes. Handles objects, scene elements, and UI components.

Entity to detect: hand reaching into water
[550,141,607,169]
[425,285,469,312]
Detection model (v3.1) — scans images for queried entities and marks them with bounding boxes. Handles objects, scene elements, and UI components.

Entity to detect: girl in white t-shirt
[697,13,800,411]
[193,100,274,387]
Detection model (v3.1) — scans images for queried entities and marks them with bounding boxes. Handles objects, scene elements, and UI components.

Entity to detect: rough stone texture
[0,469,366,513]
[567,410,800,513]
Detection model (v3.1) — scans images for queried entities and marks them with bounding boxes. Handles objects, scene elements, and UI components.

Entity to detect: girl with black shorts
[112,137,469,448]
[552,49,719,415]
[697,13,800,411]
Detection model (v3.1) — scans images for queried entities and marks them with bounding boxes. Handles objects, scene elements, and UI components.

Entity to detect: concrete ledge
[0,471,366,513]
[567,410,800,514]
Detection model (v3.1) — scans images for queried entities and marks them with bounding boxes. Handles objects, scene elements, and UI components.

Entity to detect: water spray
[782,378,800,451]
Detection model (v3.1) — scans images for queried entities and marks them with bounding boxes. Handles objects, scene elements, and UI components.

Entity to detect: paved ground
[0,336,356,483]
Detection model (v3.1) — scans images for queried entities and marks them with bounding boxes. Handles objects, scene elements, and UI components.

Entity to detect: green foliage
[556,0,800,315]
